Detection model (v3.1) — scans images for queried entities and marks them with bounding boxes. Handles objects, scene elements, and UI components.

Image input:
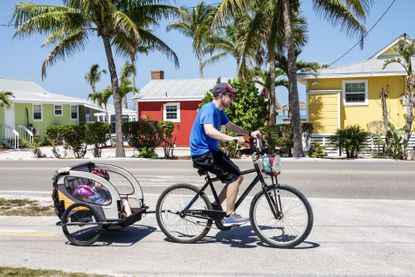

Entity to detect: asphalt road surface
[0,159,414,276]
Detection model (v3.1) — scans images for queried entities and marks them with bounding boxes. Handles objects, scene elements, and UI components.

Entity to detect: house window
[71,105,78,120]
[33,104,42,121]
[163,103,180,122]
[54,105,63,116]
[343,80,368,105]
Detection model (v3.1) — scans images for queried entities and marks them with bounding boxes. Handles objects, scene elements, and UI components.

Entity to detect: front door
[4,103,15,139]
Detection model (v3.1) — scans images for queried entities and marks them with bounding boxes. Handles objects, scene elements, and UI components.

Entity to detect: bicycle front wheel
[250,184,313,248]
[156,183,213,243]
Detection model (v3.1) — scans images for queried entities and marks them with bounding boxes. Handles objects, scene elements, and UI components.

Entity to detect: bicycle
[155,138,314,248]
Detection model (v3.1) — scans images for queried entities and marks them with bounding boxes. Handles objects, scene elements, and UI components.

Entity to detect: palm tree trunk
[124,96,128,109]
[198,49,204,79]
[102,34,125,157]
[268,49,276,126]
[402,82,414,158]
[282,0,304,157]
[236,56,241,77]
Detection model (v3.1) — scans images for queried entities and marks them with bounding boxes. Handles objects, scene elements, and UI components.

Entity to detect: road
[0,159,414,276]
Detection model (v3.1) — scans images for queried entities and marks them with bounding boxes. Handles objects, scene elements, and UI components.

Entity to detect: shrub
[45,126,64,158]
[123,119,160,157]
[61,125,87,158]
[309,142,326,158]
[84,122,110,158]
[157,121,176,159]
[260,123,313,156]
[385,123,407,160]
[329,125,369,158]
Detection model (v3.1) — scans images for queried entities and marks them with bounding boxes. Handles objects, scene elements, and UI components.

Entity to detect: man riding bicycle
[190,82,261,227]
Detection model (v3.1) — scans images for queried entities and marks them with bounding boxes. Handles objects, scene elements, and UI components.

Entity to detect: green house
[0,77,101,148]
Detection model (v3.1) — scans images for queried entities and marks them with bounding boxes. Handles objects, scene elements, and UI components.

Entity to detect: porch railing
[17,125,34,145]
[3,124,19,149]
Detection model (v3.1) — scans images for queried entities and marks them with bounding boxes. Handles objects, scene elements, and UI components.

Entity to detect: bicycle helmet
[73,184,95,196]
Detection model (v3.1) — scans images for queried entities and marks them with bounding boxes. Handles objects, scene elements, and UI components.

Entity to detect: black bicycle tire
[156,183,213,243]
[249,184,313,248]
[62,203,102,246]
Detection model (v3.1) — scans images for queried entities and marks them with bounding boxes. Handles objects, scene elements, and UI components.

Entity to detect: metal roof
[132,78,234,101]
[0,77,86,104]
[298,35,411,81]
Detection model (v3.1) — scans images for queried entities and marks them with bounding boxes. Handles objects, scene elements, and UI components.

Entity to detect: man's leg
[225,175,244,215]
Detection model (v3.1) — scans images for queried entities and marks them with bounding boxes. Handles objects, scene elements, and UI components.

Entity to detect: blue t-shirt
[190,102,229,156]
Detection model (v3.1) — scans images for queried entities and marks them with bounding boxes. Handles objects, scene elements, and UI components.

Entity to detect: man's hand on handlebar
[250,130,262,138]
[232,136,246,144]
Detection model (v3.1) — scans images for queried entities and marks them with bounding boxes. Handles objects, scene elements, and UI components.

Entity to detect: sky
[0,0,411,107]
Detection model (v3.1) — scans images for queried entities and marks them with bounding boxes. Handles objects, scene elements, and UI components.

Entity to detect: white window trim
[342,80,368,106]
[70,105,79,120]
[32,104,43,121]
[163,102,180,122]
[54,104,63,116]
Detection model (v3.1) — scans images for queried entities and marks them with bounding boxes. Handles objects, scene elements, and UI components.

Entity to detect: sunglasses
[222,93,235,98]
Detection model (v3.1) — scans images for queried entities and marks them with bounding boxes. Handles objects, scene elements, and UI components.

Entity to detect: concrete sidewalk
[0,146,191,160]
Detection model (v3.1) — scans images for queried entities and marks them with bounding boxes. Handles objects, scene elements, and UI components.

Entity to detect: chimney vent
[151,70,164,80]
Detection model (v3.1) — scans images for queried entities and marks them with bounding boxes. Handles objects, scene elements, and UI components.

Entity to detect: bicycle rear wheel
[156,183,213,243]
[250,184,313,248]
[62,203,102,246]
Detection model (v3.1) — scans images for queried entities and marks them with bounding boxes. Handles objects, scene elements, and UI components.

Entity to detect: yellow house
[298,34,415,139]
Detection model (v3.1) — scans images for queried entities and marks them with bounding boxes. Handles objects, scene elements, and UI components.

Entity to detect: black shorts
[192,151,241,184]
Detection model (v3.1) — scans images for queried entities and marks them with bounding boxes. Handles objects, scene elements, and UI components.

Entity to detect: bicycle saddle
[197,168,207,176]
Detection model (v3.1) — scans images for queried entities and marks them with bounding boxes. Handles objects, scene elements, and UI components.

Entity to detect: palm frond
[202,52,228,69]
[313,0,368,46]
[42,30,88,79]
[112,10,140,41]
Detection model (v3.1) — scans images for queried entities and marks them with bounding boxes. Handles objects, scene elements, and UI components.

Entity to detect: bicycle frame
[183,151,282,221]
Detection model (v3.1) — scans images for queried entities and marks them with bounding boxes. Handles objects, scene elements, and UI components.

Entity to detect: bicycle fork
[263,179,284,220]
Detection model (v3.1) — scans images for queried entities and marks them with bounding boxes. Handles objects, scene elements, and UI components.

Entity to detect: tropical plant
[203,15,256,77]
[88,87,113,146]
[157,121,176,159]
[384,123,407,160]
[84,64,106,94]
[167,1,216,78]
[45,126,64,158]
[12,0,179,157]
[0,91,13,109]
[199,79,268,130]
[215,0,372,157]
[383,38,415,159]
[84,122,111,158]
[329,125,369,159]
[123,119,160,158]
[309,142,326,158]
[119,63,138,109]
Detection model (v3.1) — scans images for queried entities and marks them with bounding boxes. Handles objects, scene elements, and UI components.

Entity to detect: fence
[310,133,415,157]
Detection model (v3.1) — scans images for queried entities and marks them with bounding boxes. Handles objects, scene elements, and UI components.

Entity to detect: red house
[132,70,230,146]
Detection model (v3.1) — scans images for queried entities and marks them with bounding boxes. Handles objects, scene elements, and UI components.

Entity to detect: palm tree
[383,38,415,158]
[12,1,179,157]
[119,62,138,109]
[167,1,216,78]
[203,15,257,77]
[84,64,107,94]
[214,0,308,126]
[275,51,326,119]
[215,0,372,157]
[0,91,13,109]
[281,0,372,157]
[88,87,113,146]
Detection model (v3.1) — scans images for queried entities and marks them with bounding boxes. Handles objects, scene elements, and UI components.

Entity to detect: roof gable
[369,35,411,60]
